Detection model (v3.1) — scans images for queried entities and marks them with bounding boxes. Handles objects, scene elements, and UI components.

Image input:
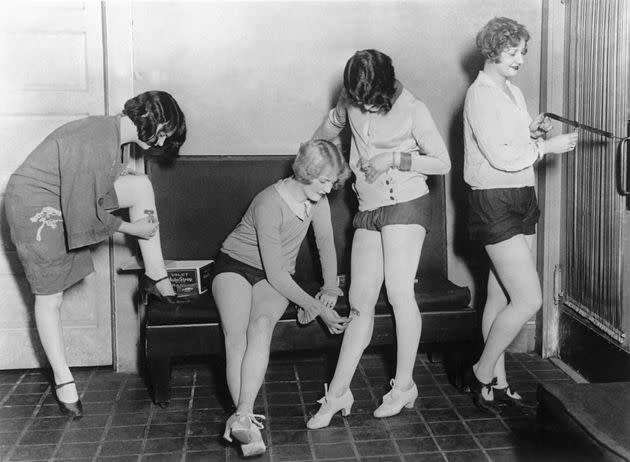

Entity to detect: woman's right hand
[543,132,578,155]
[319,307,350,335]
[127,216,159,240]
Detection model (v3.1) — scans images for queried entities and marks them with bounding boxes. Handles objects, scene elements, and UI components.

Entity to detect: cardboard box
[120,258,214,295]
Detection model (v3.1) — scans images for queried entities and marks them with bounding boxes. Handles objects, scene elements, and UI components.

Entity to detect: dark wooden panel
[147,155,448,280]
[559,306,630,382]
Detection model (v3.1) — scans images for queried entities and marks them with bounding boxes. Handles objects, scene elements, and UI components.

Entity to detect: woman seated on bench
[212,139,351,456]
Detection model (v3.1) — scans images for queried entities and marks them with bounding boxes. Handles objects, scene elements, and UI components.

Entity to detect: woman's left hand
[129,216,159,240]
[316,291,338,309]
[530,113,553,138]
[362,152,394,183]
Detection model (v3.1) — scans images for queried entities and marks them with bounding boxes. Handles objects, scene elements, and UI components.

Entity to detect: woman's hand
[530,113,553,138]
[126,216,159,240]
[361,152,394,183]
[543,132,578,155]
[319,307,350,335]
[316,291,338,309]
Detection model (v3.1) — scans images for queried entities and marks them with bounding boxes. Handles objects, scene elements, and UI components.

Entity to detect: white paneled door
[0,3,112,369]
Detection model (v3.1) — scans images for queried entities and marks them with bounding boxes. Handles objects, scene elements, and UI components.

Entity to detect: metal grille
[563,0,629,341]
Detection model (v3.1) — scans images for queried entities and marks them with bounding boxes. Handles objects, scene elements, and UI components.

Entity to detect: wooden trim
[539,0,567,359]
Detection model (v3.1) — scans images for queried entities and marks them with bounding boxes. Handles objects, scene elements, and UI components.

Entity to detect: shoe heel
[341,401,353,417]
[241,440,266,457]
[404,399,416,409]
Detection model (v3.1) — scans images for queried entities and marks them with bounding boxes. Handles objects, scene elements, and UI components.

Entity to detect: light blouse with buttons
[319,86,451,212]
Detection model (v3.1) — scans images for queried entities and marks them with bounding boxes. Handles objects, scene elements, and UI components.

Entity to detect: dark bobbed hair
[476,17,530,62]
[343,49,397,113]
[122,91,187,161]
[293,140,351,190]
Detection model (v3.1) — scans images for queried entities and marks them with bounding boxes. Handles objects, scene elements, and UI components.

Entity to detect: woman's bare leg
[474,234,542,385]
[236,280,288,414]
[114,174,174,295]
[381,224,425,390]
[212,273,253,406]
[34,292,78,402]
[327,229,383,398]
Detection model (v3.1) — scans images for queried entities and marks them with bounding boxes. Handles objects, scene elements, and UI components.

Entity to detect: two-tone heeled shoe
[373,379,418,418]
[306,384,354,429]
[140,274,190,304]
[223,412,266,457]
[465,367,501,415]
[54,380,83,419]
[492,383,536,409]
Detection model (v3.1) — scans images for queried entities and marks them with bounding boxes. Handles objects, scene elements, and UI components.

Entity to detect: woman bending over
[308,49,451,429]
[213,140,351,456]
[5,91,187,418]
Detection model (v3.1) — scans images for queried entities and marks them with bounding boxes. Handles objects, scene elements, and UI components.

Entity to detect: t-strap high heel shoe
[140,274,190,304]
[54,380,83,419]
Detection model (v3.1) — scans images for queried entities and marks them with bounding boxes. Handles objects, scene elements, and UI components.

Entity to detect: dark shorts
[353,194,432,232]
[468,186,540,245]
[211,251,267,286]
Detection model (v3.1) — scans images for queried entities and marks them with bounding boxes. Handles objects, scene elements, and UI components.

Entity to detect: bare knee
[126,174,155,200]
[223,332,247,357]
[35,293,63,311]
[384,282,416,311]
[247,315,277,341]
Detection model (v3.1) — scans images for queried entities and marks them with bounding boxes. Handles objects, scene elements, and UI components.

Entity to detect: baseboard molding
[507,320,536,353]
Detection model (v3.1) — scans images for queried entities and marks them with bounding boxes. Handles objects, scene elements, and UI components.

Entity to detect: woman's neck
[119,115,138,145]
[284,177,308,203]
[483,62,509,90]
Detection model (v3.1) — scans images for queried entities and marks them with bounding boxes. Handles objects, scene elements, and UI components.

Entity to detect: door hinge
[553,264,563,305]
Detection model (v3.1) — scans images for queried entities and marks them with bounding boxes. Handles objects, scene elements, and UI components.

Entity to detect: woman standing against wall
[307,49,451,428]
[5,91,187,418]
[464,17,577,413]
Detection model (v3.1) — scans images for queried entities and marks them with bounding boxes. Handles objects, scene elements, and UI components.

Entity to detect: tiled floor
[0,351,602,462]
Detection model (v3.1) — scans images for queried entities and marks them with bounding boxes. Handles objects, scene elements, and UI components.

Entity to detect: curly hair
[293,140,351,190]
[476,17,530,62]
[122,91,187,160]
[343,49,397,113]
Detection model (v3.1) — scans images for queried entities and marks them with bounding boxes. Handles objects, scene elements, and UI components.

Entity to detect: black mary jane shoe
[54,380,83,419]
[492,385,536,409]
[465,368,502,416]
[140,274,193,304]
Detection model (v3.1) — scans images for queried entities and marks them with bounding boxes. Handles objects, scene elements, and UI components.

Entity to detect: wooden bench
[143,155,475,406]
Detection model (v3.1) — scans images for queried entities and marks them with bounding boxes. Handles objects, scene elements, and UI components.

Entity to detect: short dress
[5,116,125,295]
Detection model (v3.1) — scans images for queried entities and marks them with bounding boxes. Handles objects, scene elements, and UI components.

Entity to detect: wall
[114,0,542,369]
[130,0,542,302]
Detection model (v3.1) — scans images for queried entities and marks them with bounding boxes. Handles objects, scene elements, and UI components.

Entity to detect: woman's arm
[311,89,349,141]
[310,198,343,305]
[465,86,541,172]
[408,102,451,175]
[253,201,326,322]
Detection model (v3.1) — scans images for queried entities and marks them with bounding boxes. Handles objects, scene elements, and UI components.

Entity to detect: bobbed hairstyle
[293,139,351,190]
[343,49,397,113]
[476,17,530,62]
[122,91,187,160]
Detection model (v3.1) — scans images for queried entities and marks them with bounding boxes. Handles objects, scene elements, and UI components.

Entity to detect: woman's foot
[141,274,180,304]
[466,367,501,415]
[492,383,536,409]
[240,426,266,457]
[307,384,354,429]
[373,379,418,418]
[223,412,266,445]
[53,380,83,419]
